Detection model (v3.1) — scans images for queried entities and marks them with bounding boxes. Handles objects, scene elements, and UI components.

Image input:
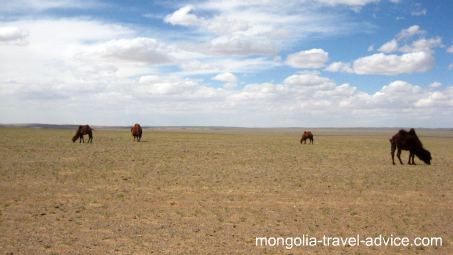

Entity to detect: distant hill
[0,123,79,129]
[0,123,243,130]
[0,123,128,129]
[0,124,451,132]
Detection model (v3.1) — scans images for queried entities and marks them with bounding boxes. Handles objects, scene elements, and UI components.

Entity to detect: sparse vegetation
[0,127,452,254]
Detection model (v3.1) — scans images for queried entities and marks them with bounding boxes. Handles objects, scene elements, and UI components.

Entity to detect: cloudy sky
[1,0,452,127]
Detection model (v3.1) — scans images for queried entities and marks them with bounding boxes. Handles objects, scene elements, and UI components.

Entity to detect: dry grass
[0,127,452,254]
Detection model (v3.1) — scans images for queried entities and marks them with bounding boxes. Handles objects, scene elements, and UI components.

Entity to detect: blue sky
[0,0,452,127]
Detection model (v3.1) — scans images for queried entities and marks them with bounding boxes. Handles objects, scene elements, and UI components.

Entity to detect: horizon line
[1,123,452,130]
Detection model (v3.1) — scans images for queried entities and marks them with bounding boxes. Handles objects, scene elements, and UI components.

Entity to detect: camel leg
[408,151,414,165]
[397,148,403,165]
[408,151,415,165]
[390,142,396,165]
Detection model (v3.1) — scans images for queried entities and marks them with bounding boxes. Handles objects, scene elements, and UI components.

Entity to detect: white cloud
[137,75,218,97]
[0,19,138,84]
[330,25,442,75]
[397,25,424,40]
[411,9,427,16]
[162,1,363,57]
[77,37,174,65]
[410,3,427,17]
[164,5,203,26]
[283,73,335,88]
[352,51,433,75]
[1,0,102,13]
[165,3,284,55]
[0,26,28,45]
[212,72,237,83]
[2,63,453,126]
[1,7,451,127]
[212,72,238,89]
[415,92,448,107]
[399,37,442,53]
[181,61,221,74]
[449,64,453,70]
[377,39,398,53]
[285,49,329,69]
[378,80,422,95]
[207,35,277,55]
[325,61,353,73]
[315,0,379,7]
[180,57,280,75]
[344,80,453,113]
[429,82,442,88]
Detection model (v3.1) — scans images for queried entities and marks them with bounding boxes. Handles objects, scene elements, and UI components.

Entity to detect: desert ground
[0,127,452,254]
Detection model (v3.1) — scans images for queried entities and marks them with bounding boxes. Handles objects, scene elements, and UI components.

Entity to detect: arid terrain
[0,127,452,254]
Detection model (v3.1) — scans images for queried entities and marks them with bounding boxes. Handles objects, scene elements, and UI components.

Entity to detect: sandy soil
[0,127,452,254]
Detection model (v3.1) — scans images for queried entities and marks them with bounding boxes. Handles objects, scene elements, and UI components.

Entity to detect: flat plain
[0,127,452,254]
